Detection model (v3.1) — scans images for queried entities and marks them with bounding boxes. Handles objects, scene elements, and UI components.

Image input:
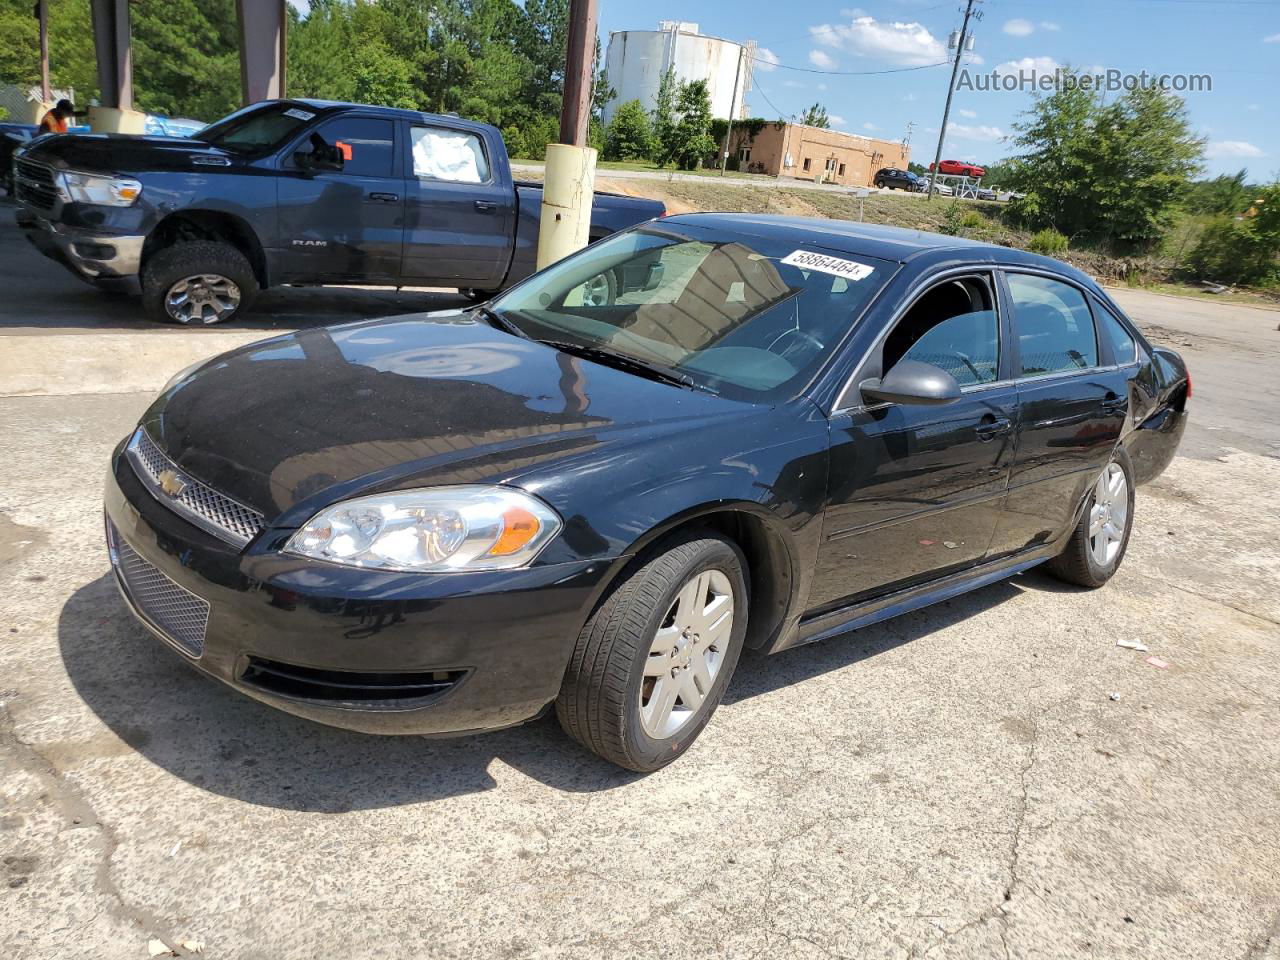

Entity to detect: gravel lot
[2,200,1278,959]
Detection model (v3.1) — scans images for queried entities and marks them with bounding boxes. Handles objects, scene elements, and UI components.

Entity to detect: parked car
[917,177,954,197]
[933,159,987,178]
[14,99,664,324]
[104,214,1189,771]
[1,122,38,195]
[976,186,997,201]
[873,167,920,191]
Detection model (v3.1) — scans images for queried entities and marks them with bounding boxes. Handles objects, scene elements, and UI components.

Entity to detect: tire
[1044,448,1136,588]
[141,241,258,325]
[555,532,749,772]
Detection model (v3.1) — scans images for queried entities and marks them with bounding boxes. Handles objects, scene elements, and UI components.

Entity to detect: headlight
[284,486,562,572]
[57,170,142,206]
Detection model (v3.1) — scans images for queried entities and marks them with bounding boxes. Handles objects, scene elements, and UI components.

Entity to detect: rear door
[987,270,1132,558]
[807,269,1018,613]
[401,122,515,287]
[276,115,404,282]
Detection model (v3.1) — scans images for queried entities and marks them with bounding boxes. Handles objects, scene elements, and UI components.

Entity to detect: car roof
[285,99,490,131]
[659,213,1098,289]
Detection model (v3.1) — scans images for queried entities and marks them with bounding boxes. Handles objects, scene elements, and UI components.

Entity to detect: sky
[596,0,1280,178]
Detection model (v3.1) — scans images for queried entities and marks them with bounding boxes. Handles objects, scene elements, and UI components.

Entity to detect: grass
[1122,281,1280,309]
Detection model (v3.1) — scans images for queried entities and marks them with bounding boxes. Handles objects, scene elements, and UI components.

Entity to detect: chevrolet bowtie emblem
[157,468,188,498]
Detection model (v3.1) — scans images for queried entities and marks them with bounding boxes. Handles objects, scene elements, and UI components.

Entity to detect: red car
[931,160,986,178]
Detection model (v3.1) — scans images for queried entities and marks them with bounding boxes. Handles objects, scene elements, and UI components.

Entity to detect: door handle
[367,191,399,203]
[975,417,1012,441]
[1101,391,1128,414]
[474,200,497,213]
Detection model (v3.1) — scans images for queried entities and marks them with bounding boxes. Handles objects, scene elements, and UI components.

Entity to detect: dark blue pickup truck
[14,99,665,324]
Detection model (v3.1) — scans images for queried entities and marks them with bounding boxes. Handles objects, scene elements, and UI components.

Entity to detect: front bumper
[18,207,144,285]
[103,444,619,736]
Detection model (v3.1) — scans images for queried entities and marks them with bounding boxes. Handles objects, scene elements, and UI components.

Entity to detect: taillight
[1184,369,1192,400]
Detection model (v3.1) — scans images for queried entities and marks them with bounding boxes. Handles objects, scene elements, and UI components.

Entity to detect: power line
[751,78,792,121]
[751,55,952,76]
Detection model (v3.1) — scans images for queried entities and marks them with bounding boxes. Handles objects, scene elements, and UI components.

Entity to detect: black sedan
[104,215,1189,771]
[873,167,920,191]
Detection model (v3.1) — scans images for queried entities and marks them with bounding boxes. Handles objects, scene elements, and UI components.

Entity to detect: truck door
[276,115,404,282]
[400,122,515,289]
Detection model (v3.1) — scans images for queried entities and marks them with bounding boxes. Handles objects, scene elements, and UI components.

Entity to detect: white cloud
[1040,21,1061,31]
[829,114,848,128]
[903,93,917,102]
[809,49,837,69]
[1206,141,1264,158]
[957,108,977,119]
[810,14,946,66]
[755,48,780,72]
[1248,103,1261,111]
[817,83,828,90]
[994,56,1062,77]
[783,79,804,88]
[863,122,880,131]
[946,122,1005,142]
[1264,33,1280,43]
[1003,18,1035,36]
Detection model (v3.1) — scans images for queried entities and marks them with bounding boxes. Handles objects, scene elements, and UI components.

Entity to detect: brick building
[727,122,910,187]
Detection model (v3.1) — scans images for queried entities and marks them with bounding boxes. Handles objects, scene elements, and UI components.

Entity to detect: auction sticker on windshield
[781,250,876,282]
[283,108,316,121]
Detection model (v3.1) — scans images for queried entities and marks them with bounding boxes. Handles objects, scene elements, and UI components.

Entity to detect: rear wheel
[555,533,748,772]
[142,241,258,325]
[1045,449,1136,588]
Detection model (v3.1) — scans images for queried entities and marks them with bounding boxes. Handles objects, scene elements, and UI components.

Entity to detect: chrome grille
[14,157,58,210]
[107,520,209,657]
[127,427,265,546]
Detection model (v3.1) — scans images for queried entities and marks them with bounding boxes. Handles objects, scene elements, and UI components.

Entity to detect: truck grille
[127,427,265,546]
[14,157,58,210]
[107,519,209,657]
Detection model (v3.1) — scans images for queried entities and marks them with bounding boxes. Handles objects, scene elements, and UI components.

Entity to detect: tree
[603,99,654,161]
[1186,170,1254,216]
[651,69,679,166]
[798,103,829,128]
[1003,70,1203,250]
[670,79,715,170]
[1186,182,1280,284]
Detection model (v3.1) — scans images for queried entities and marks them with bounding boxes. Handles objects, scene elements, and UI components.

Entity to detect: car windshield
[195,102,317,154]
[489,223,895,401]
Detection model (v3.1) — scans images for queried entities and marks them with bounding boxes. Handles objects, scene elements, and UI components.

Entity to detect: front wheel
[1045,449,1136,588]
[556,533,748,772]
[141,241,258,325]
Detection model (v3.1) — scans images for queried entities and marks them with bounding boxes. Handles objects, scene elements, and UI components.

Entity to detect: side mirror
[860,359,962,406]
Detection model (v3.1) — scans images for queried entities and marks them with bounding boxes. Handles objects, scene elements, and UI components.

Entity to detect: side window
[302,118,395,178]
[1094,300,1137,364]
[882,276,1000,386]
[410,126,490,184]
[1007,273,1098,376]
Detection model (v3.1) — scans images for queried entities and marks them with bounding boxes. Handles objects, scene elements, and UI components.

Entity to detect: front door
[988,270,1132,558]
[276,115,404,282]
[808,272,1018,613]
[401,122,515,288]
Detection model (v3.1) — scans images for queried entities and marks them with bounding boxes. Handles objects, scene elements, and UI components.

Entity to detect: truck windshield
[195,102,317,154]
[488,223,895,401]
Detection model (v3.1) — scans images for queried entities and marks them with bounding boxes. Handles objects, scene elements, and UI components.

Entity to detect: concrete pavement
[2,209,1279,959]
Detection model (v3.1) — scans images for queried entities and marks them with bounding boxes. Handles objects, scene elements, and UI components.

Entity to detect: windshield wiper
[473,305,529,339]
[538,340,699,391]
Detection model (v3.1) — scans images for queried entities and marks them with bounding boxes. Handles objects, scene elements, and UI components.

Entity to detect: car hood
[142,311,752,524]
[23,132,235,174]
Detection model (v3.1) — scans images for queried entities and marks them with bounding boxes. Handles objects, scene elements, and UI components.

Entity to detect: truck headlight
[57,170,143,206]
[284,486,562,572]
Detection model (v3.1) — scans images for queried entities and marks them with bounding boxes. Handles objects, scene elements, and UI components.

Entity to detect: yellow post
[536,143,598,271]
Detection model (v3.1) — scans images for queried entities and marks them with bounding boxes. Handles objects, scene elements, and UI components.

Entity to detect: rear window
[1007,273,1098,376]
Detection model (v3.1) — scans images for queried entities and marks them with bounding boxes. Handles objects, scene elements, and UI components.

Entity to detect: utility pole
[37,0,50,104]
[719,44,745,176]
[537,0,599,270]
[927,0,980,201]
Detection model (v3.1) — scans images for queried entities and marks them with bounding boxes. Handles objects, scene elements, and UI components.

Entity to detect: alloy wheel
[1088,462,1129,566]
[165,273,242,324]
[639,569,734,739]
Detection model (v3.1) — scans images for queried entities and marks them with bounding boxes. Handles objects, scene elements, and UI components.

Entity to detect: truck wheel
[555,532,748,772]
[1044,449,1136,588]
[142,242,258,325]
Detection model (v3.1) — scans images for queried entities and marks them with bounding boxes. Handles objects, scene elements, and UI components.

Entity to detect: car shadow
[60,570,1031,811]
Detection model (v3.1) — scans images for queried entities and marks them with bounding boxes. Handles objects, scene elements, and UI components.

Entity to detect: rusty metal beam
[89,0,132,109]
[236,0,288,106]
